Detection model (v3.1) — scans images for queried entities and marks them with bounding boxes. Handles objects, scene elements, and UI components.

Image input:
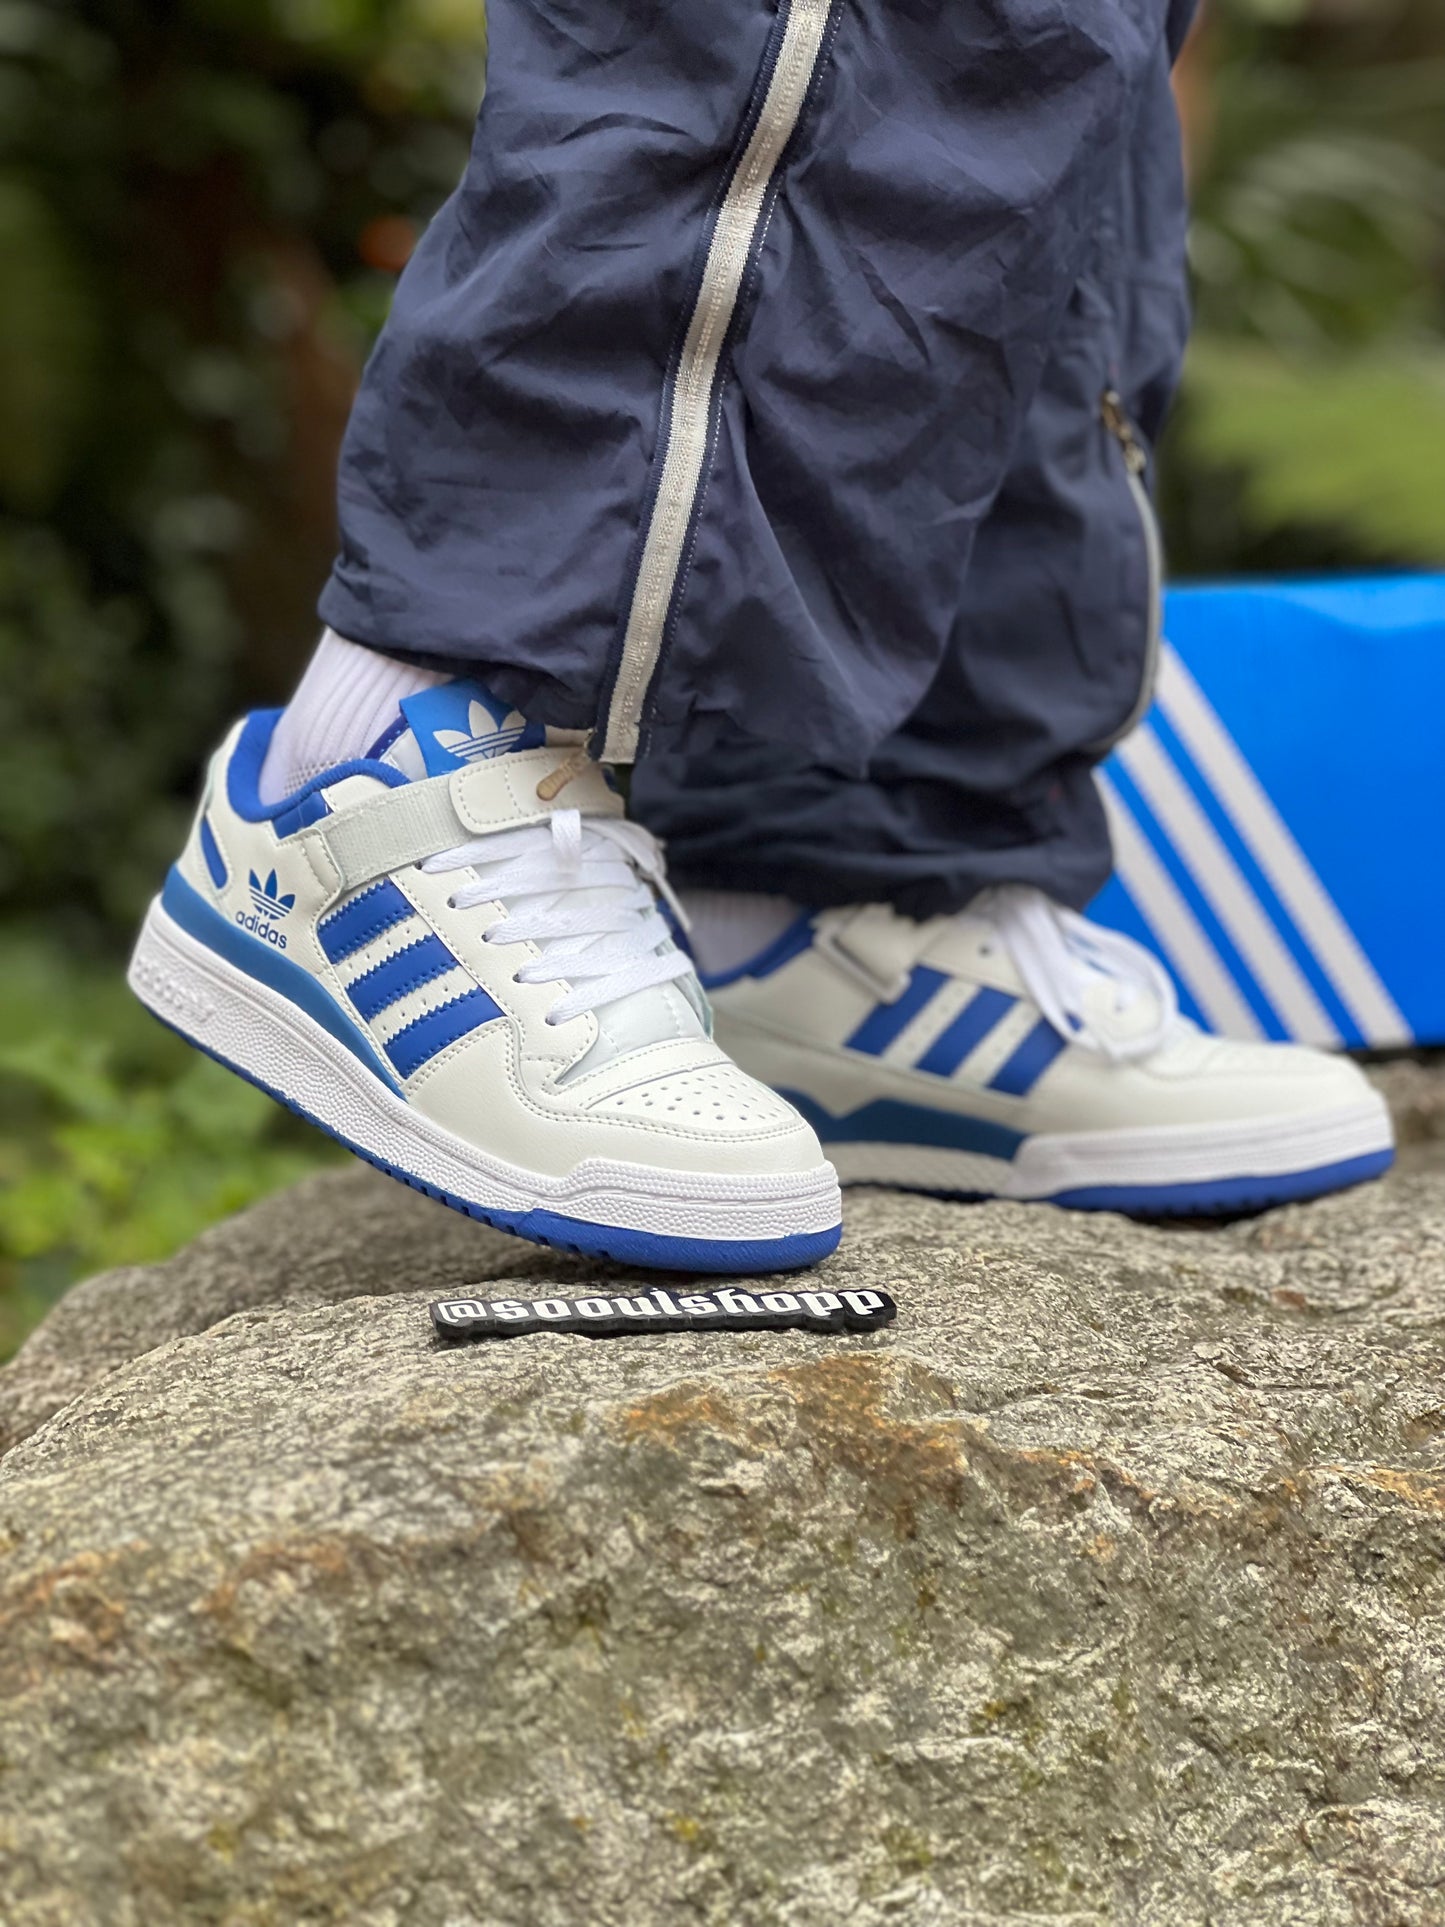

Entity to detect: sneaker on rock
[128,681,842,1273]
[700,891,1395,1216]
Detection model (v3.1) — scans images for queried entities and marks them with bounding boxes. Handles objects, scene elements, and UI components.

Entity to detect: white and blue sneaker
[128,682,841,1273]
[702,889,1394,1215]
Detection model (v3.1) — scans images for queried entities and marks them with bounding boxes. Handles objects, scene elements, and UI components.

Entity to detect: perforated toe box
[587,1060,807,1138]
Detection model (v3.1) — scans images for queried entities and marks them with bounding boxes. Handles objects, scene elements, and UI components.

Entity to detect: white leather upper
[710,901,1383,1137]
[182,723,828,1183]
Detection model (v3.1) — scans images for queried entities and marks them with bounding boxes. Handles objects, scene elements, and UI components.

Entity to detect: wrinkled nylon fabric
[633,14,1194,916]
[322,0,1195,915]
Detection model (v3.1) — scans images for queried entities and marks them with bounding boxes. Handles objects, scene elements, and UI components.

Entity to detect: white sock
[680,889,803,976]
[259,628,448,805]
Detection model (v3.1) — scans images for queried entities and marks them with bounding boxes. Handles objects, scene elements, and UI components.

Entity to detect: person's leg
[314,0,1174,772]
[631,25,1394,1214]
[629,22,1192,915]
[138,0,1388,1248]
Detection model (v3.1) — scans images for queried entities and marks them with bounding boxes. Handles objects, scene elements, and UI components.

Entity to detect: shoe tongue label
[399,681,545,778]
[430,1287,897,1341]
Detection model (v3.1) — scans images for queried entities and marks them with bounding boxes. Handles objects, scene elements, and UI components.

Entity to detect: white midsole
[129,900,841,1242]
[826,1096,1393,1199]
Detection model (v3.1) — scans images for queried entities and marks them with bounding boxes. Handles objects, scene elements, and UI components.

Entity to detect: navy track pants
[321,0,1196,915]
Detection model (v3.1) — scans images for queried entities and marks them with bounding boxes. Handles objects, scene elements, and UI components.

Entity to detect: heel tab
[222,710,285,820]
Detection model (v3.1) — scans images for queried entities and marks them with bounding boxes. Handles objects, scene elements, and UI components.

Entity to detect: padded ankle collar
[226,709,408,824]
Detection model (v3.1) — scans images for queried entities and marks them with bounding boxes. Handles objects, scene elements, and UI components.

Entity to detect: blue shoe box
[1090,575,1445,1048]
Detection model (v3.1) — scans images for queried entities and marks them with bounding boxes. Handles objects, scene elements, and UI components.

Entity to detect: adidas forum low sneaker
[128,682,841,1272]
[702,888,1394,1215]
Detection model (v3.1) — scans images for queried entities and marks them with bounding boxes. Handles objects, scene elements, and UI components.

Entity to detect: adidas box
[1090,574,1445,1049]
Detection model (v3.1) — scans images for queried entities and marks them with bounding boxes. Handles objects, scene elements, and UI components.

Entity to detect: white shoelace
[981,885,1178,1062]
[422,810,693,1026]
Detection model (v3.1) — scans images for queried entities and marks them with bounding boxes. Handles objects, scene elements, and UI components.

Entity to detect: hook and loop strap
[297,751,623,893]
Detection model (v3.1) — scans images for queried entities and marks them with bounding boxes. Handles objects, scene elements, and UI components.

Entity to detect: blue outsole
[142,1011,842,1277]
[1039,1147,1395,1216]
[841,1146,1394,1219]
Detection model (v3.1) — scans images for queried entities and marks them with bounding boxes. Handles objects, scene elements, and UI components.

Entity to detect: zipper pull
[1101,389,1148,477]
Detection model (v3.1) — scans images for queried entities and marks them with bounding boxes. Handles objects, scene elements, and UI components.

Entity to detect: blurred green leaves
[1184,343,1445,561]
[1191,81,1445,351]
[0,179,99,513]
[0,928,339,1359]
[1169,2,1445,571]
[0,524,234,929]
[0,0,485,940]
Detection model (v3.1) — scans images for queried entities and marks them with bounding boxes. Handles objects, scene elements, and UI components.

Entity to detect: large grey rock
[0,1166,559,1459]
[5,1059,1441,1468]
[2,1066,1445,1926]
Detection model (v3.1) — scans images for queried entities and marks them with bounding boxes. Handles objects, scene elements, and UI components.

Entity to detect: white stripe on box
[1155,644,1408,1047]
[1116,724,1340,1045]
[1098,771,1264,1040]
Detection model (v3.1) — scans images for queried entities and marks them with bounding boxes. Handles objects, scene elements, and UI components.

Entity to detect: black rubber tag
[430,1285,896,1341]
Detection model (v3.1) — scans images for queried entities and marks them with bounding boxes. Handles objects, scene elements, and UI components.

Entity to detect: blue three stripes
[319,881,502,1080]
[346,934,456,1021]
[916,986,1015,1077]
[845,967,1066,1098]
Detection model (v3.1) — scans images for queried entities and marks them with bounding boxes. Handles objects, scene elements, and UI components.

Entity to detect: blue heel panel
[161,867,404,1095]
[226,709,409,824]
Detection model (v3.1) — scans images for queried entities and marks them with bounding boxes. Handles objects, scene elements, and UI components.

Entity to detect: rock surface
[2,1066,1445,1926]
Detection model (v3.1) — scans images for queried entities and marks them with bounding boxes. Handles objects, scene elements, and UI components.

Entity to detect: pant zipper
[601,0,836,764]
[1090,387,1164,754]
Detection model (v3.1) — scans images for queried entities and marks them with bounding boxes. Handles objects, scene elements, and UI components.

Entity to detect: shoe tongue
[367,678,699,1070]
[377,678,549,781]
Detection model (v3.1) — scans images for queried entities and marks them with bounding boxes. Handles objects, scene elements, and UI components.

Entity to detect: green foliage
[1189,64,1445,351]
[0,928,340,1359]
[0,0,485,938]
[1182,343,1445,562]
[0,177,99,511]
[0,521,236,934]
[1167,0,1445,572]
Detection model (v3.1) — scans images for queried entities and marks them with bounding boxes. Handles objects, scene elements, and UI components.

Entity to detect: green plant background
[1,0,1442,1355]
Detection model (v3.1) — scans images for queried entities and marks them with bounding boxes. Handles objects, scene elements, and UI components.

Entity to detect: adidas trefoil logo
[236,868,295,950]
[248,869,295,920]
[435,697,534,764]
